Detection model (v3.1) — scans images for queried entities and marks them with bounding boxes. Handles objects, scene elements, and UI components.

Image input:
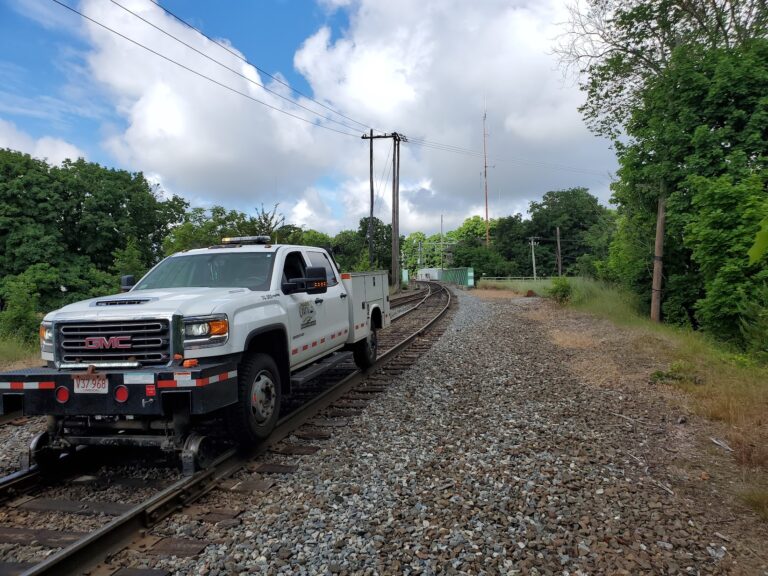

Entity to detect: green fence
[416,267,475,287]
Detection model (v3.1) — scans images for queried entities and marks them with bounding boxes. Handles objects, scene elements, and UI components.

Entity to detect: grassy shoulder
[0,337,40,371]
[478,277,768,518]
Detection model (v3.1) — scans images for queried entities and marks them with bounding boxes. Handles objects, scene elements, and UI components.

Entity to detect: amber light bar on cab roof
[220,236,271,245]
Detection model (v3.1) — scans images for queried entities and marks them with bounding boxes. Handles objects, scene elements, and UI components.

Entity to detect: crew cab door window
[307,251,347,353]
[281,251,325,367]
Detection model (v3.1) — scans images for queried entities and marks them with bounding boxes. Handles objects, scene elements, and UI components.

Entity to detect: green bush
[0,279,40,344]
[547,277,572,304]
[740,284,768,363]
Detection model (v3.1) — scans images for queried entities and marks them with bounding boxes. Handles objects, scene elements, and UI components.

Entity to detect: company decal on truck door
[299,302,316,329]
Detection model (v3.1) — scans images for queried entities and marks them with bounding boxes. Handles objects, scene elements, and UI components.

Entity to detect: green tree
[112,237,148,280]
[607,39,768,339]
[0,277,40,343]
[527,188,607,275]
[298,229,333,249]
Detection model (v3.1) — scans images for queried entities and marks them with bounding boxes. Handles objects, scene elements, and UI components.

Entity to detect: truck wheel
[227,353,281,443]
[353,328,378,370]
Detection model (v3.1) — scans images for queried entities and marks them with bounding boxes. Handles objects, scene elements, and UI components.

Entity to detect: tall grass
[0,336,37,369]
[478,276,768,515]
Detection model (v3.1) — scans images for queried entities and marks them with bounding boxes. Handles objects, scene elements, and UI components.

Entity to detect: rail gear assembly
[0,240,390,473]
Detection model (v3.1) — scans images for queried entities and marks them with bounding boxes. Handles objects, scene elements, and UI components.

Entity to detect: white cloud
[0,118,85,165]
[57,0,616,234]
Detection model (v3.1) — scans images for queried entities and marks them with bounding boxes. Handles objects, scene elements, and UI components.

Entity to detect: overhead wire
[57,0,611,180]
[51,0,362,138]
[151,0,378,134]
[109,0,368,135]
[406,136,610,178]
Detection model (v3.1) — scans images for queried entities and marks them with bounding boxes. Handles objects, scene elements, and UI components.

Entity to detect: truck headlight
[39,322,53,353]
[183,315,228,348]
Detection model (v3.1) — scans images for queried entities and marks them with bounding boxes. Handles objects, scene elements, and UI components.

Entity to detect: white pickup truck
[0,236,390,469]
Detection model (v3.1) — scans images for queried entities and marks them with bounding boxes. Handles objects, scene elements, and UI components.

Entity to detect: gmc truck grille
[57,320,171,366]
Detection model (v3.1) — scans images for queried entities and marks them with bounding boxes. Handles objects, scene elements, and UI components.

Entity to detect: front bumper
[0,362,238,417]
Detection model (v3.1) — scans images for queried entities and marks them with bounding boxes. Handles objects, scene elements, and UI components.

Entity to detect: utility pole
[392,133,402,291]
[529,237,538,280]
[440,214,444,270]
[556,226,562,277]
[651,190,666,322]
[417,240,422,268]
[483,108,490,247]
[361,131,405,288]
[367,129,374,267]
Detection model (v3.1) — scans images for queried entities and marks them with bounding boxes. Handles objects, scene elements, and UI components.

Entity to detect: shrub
[548,277,572,304]
[0,279,40,344]
[740,283,768,363]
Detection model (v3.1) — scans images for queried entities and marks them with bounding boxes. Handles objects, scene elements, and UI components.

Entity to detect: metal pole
[440,214,444,270]
[556,226,562,277]
[483,109,490,247]
[368,129,374,267]
[530,237,537,280]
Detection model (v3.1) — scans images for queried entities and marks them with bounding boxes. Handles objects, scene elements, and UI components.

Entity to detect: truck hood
[45,287,261,321]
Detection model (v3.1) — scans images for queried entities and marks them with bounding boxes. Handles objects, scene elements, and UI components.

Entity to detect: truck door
[281,250,326,367]
[306,250,348,354]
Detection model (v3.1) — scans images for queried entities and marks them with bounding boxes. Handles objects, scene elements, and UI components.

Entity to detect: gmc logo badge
[84,336,132,349]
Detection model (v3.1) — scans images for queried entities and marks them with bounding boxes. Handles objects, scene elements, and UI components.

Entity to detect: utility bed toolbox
[340,271,390,342]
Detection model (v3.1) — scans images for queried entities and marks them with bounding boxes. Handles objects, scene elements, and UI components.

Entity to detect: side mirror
[305,267,328,295]
[281,281,299,295]
[120,275,136,292]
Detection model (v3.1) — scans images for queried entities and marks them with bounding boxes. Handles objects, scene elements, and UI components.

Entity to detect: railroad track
[0,282,453,576]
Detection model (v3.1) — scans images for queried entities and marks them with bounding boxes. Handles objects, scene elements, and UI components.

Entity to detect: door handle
[340,293,347,299]
[315,298,324,304]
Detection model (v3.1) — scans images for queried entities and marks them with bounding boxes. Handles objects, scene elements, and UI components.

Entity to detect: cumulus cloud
[58,0,615,234]
[0,117,85,165]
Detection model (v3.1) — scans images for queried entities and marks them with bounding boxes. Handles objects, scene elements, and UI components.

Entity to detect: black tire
[353,328,378,370]
[226,353,281,444]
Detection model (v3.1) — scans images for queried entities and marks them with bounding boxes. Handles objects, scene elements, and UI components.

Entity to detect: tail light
[114,385,129,403]
[55,387,69,404]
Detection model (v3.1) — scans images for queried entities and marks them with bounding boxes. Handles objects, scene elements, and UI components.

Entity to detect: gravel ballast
[106,292,768,573]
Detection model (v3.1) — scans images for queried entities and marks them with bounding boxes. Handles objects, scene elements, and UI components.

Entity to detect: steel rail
[0,410,23,426]
[22,282,452,576]
[391,282,434,321]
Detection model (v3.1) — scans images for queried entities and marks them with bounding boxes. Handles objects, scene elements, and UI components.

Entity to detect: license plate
[73,373,108,394]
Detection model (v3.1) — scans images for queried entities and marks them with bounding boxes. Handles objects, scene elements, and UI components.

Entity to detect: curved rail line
[3,282,453,576]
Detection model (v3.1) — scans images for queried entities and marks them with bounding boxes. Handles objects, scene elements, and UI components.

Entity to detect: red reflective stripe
[219,372,230,381]
[302,344,309,351]
[292,348,299,355]
[311,341,317,348]
[39,381,55,389]
[196,377,210,387]
[320,338,325,344]
[157,380,177,388]
[341,273,351,279]
[10,382,23,390]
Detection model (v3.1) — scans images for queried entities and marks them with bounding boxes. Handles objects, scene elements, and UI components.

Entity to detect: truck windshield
[134,252,275,291]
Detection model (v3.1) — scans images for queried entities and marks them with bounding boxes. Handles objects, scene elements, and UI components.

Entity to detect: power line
[51,0,361,138]
[152,0,377,134]
[109,0,366,135]
[406,136,610,177]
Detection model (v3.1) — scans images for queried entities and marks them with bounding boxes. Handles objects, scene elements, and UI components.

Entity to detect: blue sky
[0,0,617,235]
[0,0,347,165]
